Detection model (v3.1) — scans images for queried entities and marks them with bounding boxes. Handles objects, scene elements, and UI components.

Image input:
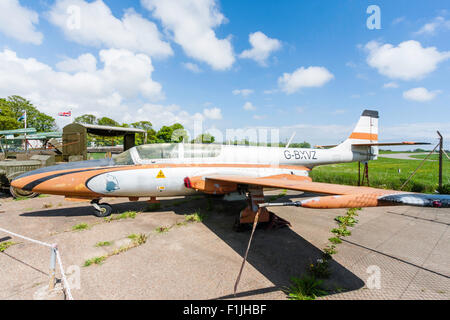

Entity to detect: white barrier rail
[0,226,73,300]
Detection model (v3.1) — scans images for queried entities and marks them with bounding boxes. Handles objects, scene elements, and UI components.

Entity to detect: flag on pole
[18,112,26,122]
[58,111,72,117]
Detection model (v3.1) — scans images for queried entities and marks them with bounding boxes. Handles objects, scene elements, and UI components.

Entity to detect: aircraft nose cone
[9,158,114,194]
[11,177,26,189]
[10,175,35,192]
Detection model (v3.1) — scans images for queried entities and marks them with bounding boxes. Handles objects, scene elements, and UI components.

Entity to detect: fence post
[49,244,57,290]
[437,131,443,190]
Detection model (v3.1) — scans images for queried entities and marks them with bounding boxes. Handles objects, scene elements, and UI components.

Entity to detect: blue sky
[0,0,449,148]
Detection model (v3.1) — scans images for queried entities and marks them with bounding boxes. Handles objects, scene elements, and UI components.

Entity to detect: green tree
[290,141,311,149]
[97,117,120,127]
[6,95,57,132]
[191,133,215,144]
[156,123,188,143]
[131,121,153,132]
[0,99,20,130]
[131,121,157,145]
[75,114,97,125]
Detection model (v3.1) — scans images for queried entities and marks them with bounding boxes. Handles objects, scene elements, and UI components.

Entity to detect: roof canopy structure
[62,123,147,161]
[0,128,37,135]
[81,124,146,137]
[13,132,63,140]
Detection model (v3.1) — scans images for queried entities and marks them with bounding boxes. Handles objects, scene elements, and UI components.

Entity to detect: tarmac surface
[380,153,435,161]
[0,191,449,300]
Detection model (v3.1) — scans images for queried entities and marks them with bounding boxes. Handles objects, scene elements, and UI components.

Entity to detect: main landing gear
[91,199,113,217]
[234,186,291,232]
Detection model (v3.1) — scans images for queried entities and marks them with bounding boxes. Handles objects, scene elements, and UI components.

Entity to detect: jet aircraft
[11,110,449,225]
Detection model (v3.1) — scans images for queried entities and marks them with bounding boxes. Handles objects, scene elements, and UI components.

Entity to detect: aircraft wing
[189,174,449,209]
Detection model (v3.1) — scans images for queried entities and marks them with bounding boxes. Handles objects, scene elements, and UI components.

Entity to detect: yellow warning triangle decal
[156,170,166,179]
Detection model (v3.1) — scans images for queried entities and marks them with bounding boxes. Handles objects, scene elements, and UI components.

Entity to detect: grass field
[88,152,107,160]
[310,157,449,194]
[409,154,450,161]
[378,150,431,154]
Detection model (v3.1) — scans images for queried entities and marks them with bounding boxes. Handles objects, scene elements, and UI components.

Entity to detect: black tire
[9,185,40,199]
[93,203,112,218]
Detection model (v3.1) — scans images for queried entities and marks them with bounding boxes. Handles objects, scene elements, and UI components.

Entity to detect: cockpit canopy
[113,143,222,165]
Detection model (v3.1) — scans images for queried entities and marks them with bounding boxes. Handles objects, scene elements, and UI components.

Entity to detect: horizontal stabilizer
[352,142,431,147]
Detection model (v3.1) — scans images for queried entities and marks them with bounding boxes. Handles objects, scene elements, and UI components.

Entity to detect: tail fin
[333,110,379,156]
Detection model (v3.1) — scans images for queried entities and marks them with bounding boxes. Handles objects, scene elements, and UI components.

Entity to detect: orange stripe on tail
[349,132,378,140]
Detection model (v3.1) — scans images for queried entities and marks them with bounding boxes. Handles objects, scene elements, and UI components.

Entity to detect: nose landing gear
[91,199,113,217]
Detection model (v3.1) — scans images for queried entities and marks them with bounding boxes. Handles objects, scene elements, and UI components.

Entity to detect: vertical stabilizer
[333,110,379,157]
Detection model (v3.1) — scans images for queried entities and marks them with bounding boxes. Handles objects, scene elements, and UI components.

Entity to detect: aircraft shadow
[169,194,366,299]
[19,194,365,299]
[19,200,162,217]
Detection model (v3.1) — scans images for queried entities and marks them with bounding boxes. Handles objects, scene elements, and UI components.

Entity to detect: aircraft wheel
[93,203,112,218]
[9,186,40,199]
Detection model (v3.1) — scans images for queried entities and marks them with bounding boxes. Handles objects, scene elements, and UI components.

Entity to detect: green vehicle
[0,129,59,198]
[0,160,43,198]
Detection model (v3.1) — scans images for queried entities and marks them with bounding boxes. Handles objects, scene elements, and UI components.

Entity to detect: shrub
[0,241,15,252]
[309,259,331,279]
[410,182,426,193]
[185,211,206,223]
[329,237,342,244]
[72,223,89,231]
[84,256,106,267]
[437,184,450,195]
[285,275,328,300]
[95,241,112,247]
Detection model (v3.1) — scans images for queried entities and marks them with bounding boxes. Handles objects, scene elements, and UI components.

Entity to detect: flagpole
[24,111,28,154]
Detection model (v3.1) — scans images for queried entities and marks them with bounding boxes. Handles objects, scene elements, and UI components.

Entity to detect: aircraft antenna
[285,132,296,148]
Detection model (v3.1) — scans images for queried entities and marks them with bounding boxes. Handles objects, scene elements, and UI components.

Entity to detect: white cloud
[232,89,254,97]
[278,66,334,94]
[365,40,450,80]
[392,17,406,25]
[48,0,172,58]
[0,49,163,124]
[382,122,450,143]
[253,114,266,120]
[239,31,281,66]
[403,87,441,102]
[249,121,450,148]
[243,102,256,111]
[416,16,450,35]
[56,53,97,73]
[356,73,369,80]
[0,0,43,44]
[203,107,222,120]
[182,62,202,73]
[383,82,399,89]
[142,0,235,70]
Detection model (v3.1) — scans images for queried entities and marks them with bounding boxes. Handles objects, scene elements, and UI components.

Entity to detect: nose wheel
[91,200,113,217]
